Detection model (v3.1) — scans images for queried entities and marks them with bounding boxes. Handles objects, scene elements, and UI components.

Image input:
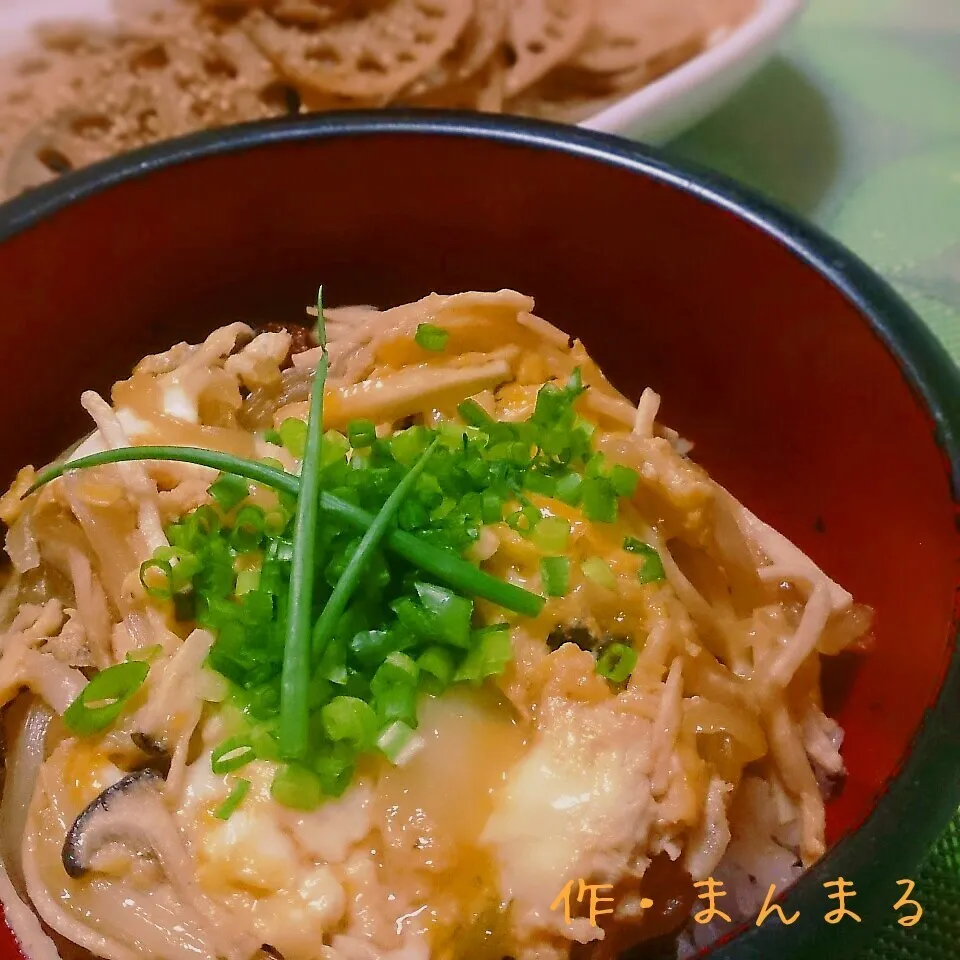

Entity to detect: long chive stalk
[312,438,439,661]
[26,447,300,499]
[335,502,544,617]
[26,449,545,617]
[279,289,328,759]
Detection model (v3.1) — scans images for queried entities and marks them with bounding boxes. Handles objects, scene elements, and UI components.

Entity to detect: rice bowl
[0,113,957,960]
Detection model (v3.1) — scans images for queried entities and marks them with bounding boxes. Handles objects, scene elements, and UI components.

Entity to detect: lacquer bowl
[0,112,957,959]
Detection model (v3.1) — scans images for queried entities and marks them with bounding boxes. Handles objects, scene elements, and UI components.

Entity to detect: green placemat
[665,0,960,954]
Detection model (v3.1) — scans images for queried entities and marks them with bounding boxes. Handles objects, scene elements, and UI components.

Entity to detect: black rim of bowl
[1,111,959,957]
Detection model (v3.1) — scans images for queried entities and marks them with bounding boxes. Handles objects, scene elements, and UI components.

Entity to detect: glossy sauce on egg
[376,687,526,955]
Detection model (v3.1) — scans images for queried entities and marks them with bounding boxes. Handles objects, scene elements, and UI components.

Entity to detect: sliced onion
[1,700,52,897]
[5,515,40,575]
[0,857,62,960]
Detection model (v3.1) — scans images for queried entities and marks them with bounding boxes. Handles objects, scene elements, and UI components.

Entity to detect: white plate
[582,0,807,143]
[0,0,804,144]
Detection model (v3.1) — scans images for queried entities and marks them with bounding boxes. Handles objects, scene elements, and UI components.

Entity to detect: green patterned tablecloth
[668,0,960,954]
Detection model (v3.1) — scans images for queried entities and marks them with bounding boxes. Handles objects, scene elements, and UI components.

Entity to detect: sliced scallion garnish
[210,736,256,775]
[414,323,449,352]
[63,660,150,735]
[311,438,440,666]
[213,779,251,821]
[596,642,637,683]
[540,555,571,597]
[581,556,616,590]
[624,537,667,584]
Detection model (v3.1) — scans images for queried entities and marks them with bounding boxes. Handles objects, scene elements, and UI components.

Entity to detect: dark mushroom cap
[61,768,163,880]
[129,731,173,777]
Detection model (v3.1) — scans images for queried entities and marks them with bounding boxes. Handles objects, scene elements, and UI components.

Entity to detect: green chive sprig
[279,288,329,759]
[26,447,543,617]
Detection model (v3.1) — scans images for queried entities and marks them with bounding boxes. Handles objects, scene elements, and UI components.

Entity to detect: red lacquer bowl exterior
[0,113,957,960]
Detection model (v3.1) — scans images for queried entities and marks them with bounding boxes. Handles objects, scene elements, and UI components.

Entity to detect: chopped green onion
[454,624,512,683]
[370,652,419,695]
[377,720,423,765]
[348,629,394,667]
[596,642,637,683]
[581,477,618,523]
[271,764,323,810]
[431,497,456,522]
[312,440,440,661]
[314,746,355,797]
[150,546,200,591]
[264,507,289,536]
[249,726,281,762]
[531,382,565,426]
[554,472,583,506]
[235,566,261,596]
[321,430,350,467]
[321,696,377,747]
[370,516,543,617]
[638,552,666,584]
[540,556,571,597]
[584,453,607,479]
[264,429,282,446]
[347,419,377,448]
[230,505,266,553]
[624,538,667,584]
[481,492,503,524]
[208,473,248,511]
[374,683,417,725]
[414,323,450,352]
[417,646,455,693]
[280,287,329,760]
[506,503,539,536]
[610,464,640,498]
[532,515,570,553]
[523,470,557,496]
[457,399,493,428]
[390,426,430,466]
[214,779,251,820]
[63,661,150,735]
[125,644,163,663]
[415,581,473,648]
[211,736,256,775]
[279,418,308,459]
[581,556,616,590]
[139,557,174,599]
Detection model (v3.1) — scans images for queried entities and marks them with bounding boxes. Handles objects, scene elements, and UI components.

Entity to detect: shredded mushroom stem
[0,602,86,714]
[278,358,514,428]
[323,289,535,381]
[765,703,826,865]
[723,490,853,613]
[758,584,833,693]
[133,629,215,797]
[585,388,637,426]
[80,391,168,556]
[632,387,661,438]
[65,547,113,670]
[516,310,571,347]
[650,657,684,798]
